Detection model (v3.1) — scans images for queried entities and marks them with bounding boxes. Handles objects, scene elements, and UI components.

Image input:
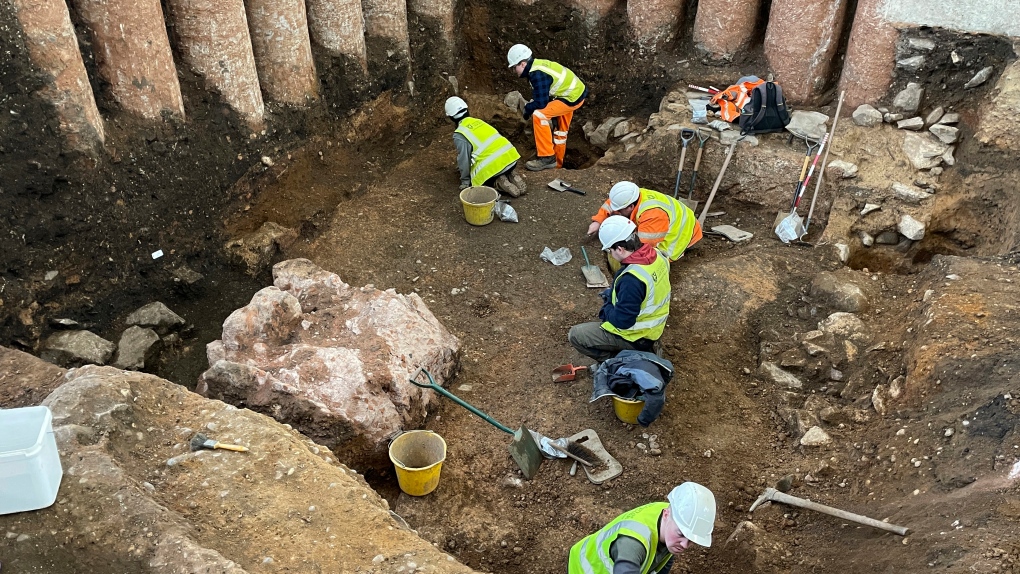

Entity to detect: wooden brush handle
[214,443,249,452]
[548,442,592,466]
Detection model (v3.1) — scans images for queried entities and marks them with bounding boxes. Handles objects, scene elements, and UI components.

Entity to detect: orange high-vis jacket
[710,79,764,122]
[592,189,702,256]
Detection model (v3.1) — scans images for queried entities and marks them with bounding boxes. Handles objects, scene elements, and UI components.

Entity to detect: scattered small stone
[891,182,933,203]
[829,368,844,381]
[937,113,959,125]
[860,232,874,247]
[944,428,954,437]
[942,146,956,166]
[963,66,994,89]
[828,160,858,178]
[896,117,924,131]
[835,243,850,264]
[929,124,960,144]
[126,302,186,335]
[898,214,926,240]
[946,274,961,280]
[759,362,803,389]
[649,448,662,456]
[852,104,883,127]
[906,38,935,51]
[902,132,949,170]
[44,270,59,281]
[776,474,795,492]
[930,167,943,176]
[261,156,274,167]
[875,230,900,245]
[922,289,934,302]
[924,106,944,126]
[883,112,904,123]
[951,50,962,64]
[50,317,81,329]
[861,203,881,216]
[893,83,923,113]
[612,121,631,138]
[800,426,832,446]
[896,55,925,73]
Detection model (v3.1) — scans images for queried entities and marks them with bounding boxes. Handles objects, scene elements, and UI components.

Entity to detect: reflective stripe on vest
[636,188,698,261]
[601,252,670,342]
[568,503,672,574]
[531,59,586,102]
[455,117,521,186]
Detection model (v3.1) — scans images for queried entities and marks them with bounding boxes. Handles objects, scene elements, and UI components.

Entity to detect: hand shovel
[580,246,609,288]
[548,179,586,195]
[551,364,588,383]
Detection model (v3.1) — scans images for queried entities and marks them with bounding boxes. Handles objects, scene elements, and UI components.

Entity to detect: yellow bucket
[613,397,645,424]
[389,430,447,496]
[459,186,499,226]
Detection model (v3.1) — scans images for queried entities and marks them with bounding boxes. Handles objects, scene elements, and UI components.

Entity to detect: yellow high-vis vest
[530,59,586,103]
[601,250,670,342]
[455,117,521,186]
[568,502,672,574]
[635,188,699,261]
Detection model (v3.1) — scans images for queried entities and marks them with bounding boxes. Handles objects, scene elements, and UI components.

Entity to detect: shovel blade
[547,179,569,192]
[679,198,699,212]
[509,425,543,479]
[581,265,609,288]
[774,212,805,244]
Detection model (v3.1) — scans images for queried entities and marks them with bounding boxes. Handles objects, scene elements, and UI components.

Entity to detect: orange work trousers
[532,98,585,168]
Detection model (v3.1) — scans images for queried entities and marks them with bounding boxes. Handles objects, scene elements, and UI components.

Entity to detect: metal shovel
[580,246,609,288]
[775,133,828,244]
[548,179,587,195]
[410,368,543,479]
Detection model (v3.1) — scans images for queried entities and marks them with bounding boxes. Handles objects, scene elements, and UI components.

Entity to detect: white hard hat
[507,44,533,67]
[609,181,640,211]
[598,215,636,251]
[667,482,717,548]
[445,96,468,119]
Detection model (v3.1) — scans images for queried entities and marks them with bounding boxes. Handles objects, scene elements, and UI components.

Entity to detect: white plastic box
[0,406,63,515]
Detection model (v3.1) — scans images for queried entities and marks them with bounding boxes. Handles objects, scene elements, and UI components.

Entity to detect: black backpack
[739,80,792,135]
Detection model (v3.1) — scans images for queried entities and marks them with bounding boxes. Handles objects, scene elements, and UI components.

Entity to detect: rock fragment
[963,66,994,89]
[40,330,115,366]
[893,82,923,113]
[851,104,882,127]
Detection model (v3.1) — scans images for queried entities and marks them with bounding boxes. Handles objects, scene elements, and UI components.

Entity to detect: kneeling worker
[446,96,527,197]
[568,216,670,362]
[506,43,588,171]
[587,181,702,272]
[568,482,716,574]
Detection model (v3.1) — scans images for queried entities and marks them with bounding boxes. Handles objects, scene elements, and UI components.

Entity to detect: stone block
[112,326,161,370]
[898,214,925,240]
[893,82,924,113]
[851,104,882,127]
[40,330,115,367]
[809,271,869,313]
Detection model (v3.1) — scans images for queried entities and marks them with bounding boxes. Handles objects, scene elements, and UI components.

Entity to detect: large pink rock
[693,0,763,62]
[306,0,368,69]
[764,0,850,104]
[362,0,410,54]
[10,0,105,152]
[164,0,265,126]
[245,0,319,105]
[628,0,685,48]
[198,259,460,468]
[839,0,898,109]
[69,0,184,119]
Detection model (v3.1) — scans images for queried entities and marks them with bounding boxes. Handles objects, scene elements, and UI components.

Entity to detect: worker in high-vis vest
[507,44,588,172]
[587,181,702,273]
[568,482,716,574]
[568,216,670,362]
[445,97,527,197]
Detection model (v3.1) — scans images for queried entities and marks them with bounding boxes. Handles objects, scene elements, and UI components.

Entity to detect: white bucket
[0,406,63,515]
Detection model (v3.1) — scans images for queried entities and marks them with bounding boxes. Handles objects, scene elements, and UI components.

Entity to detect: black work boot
[525,156,557,171]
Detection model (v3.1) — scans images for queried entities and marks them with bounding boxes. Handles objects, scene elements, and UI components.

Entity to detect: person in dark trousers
[568,216,670,362]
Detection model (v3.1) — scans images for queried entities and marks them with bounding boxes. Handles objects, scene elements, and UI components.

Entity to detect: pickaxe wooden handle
[749,488,910,536]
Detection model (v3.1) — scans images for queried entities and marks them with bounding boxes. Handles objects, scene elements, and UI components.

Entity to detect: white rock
[893,83,924,113]
[898,214,926,240]
[852,104,883,127]
[787,110,830,139]
[860,232,874,247]
[861,203,881,216]
[828,160,858,178]
[891,182,933,203]
[835,243,850,264]
[942,146,956,166]
[902,132,949,170]
[896,55,925,73]
[906,38,935,51]
[964,66,994,89]
[800,426,833,446]
[818,312,867,339]
[872,385,888,415]
[929,124,960,144]
[612,121,631,138]
[759,362,803,389]
[261,156,274,167]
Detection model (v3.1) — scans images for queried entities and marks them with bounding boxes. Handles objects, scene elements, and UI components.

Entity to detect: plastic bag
[493,200,518,223]
[540,247,572,266]
[691,99,708,124]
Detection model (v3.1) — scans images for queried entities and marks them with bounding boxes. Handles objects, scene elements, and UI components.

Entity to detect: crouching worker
[587,181,702,273]
[446,96,527,197]
[568,216,670,362]
[568,482,716,574]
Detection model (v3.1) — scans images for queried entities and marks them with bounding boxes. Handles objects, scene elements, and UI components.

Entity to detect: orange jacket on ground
[710,79,764,122]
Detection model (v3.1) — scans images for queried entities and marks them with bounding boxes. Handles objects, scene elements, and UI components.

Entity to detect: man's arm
[599,274,646,329]
[522,70,553,118]
[609,535,648,574]
[453,132,472,189]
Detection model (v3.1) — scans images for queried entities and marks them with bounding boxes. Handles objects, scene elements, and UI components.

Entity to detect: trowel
[548,179,586,196]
